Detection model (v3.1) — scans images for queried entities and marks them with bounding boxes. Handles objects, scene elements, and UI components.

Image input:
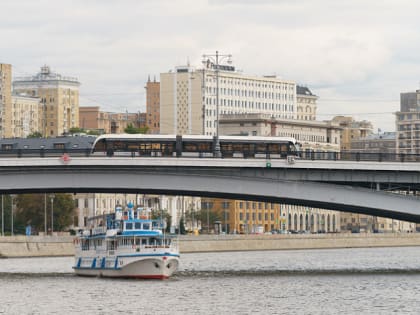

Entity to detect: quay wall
[1,233,420,258]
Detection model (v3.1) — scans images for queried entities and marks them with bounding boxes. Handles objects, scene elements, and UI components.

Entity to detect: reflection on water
[1,247,420,314]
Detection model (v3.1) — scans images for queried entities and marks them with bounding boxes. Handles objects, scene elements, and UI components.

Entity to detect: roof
[0,136,96,150]
[296,85,316,96]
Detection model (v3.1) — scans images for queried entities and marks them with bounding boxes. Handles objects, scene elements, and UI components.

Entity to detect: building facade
[13,65,80,137]
[201,198,340,234]
[11,94,41,138]
[219,113,341,153]
[350,132,396,154]
[145,76,160,134]
[396,89,420,155]
[331,116,373,151]
[0,63,12,138]
[296,85,318,121]
[79,106,146,134]
[160,65,297,135]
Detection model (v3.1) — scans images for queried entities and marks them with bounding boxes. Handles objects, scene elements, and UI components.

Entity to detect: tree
[16,193,76,233]
[151,208,172,233]
[68,127,85,135]
[124,124,149,134]
[27,131,43,138]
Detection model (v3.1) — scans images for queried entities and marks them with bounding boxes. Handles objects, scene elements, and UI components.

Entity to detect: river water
[1,246,420,314]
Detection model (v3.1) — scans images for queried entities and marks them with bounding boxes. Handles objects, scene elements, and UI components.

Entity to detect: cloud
[1,0,420,130]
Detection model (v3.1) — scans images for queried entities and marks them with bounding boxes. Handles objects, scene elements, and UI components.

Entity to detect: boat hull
[74,255,179,279]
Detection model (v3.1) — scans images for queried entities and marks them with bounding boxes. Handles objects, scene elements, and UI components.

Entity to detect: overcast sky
[1,0,420,131]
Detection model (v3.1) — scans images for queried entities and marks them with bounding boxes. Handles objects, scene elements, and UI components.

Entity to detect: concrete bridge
[0,156,419,222]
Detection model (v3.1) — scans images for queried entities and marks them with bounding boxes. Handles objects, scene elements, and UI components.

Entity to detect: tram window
[255,143,266,153]
[135,222,141,229]
[183,143,197,152]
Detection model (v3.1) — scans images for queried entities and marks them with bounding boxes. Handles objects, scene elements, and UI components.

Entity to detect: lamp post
[206,201,210,235]
[49,194,55,235]
[10,194,15,236]
[1,195,4,236]
[44,193,47,235]
[202,51,232,157]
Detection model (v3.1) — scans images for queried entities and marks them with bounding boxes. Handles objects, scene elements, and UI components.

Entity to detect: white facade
[160,65,297,136]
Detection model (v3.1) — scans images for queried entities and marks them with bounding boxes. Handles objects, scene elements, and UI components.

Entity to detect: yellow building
[0,63,12,138]
[331,116,373,151]
[202,198,340,234]
[13,65,80,137]
[145,76,160,134]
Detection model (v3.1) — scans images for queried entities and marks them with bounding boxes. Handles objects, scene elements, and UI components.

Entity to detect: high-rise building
[0,63,12,138]
[145,76,160,134]
[396,89,420,155]
[13,65,80,137]
[160,64,297,135]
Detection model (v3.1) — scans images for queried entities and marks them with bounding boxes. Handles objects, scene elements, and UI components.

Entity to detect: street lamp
[49,194,55,235]
[202,51,232,157]
[10,194,15,236]
[1,195,4,236]
[206,201,210,235]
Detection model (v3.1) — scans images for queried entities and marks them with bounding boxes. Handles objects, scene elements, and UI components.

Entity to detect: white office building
[160,63,297,136]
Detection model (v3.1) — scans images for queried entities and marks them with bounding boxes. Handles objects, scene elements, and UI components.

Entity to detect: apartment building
[13,65,80,137]
[0,63,12,138]
[396,89,420,155]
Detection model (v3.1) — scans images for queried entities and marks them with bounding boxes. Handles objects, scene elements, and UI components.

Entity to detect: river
[1,246,420,314]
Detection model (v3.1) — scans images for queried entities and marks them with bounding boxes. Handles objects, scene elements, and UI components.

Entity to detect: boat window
[135,222,141,229]
[143,223,150,230]
[125,223,133,230]
[142,239,147,245]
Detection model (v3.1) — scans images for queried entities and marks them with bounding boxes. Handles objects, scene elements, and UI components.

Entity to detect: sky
[1,0,420,132]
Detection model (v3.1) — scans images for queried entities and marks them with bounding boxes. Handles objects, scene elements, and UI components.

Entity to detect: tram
[91,134,299,159]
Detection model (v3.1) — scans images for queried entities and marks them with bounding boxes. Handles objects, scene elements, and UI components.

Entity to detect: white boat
[73,204,180,279]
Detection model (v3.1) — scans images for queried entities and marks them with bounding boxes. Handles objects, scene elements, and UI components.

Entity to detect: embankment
[1,233,420,258]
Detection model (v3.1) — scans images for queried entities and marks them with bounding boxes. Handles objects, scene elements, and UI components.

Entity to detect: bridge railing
[0,148,418,162]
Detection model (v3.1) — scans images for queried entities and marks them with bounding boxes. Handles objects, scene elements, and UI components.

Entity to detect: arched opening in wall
[327,214,331,233]
[293,213,298,231]
[288,213,292,231]
[299,214,303,231]
[305,213,309,231]
[311,214,315,233]
[321,214,325,233]
[332,215,336,232]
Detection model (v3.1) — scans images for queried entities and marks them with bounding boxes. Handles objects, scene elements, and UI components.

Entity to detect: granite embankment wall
[1,233,420,258]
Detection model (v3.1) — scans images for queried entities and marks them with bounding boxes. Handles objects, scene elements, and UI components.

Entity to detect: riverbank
[1,233,420,258]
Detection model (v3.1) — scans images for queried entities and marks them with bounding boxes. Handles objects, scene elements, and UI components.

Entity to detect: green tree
[124,124,149,134]
[27,131,43,138]
[151,208,172,233]
[69,127,85,134]
[16,193,76,232]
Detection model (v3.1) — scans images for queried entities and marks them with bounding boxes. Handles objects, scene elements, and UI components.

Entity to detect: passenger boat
[73,203,179,279]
